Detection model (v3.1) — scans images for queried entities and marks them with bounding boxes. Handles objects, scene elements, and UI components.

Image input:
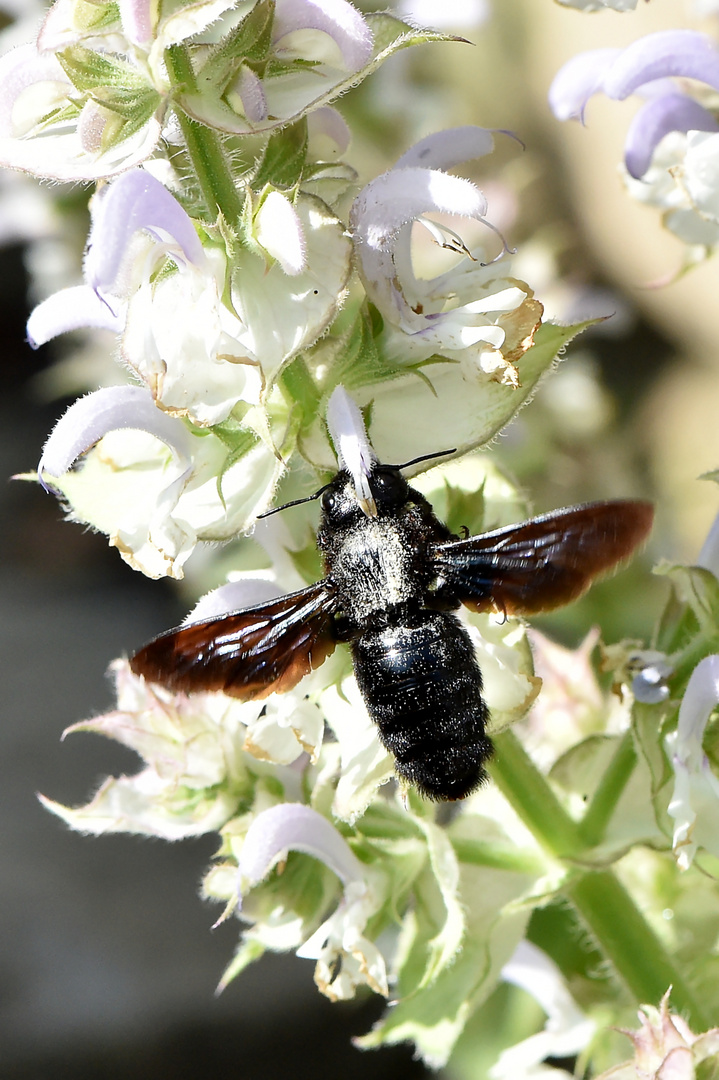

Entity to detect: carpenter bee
[130,387,653,801]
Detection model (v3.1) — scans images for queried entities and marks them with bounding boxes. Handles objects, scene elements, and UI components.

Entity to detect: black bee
[130,393,653,801]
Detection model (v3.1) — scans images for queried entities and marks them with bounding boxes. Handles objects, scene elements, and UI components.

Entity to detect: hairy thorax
[324,507,442,629]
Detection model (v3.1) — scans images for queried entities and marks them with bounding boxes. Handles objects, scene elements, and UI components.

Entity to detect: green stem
[490,729,583,858]
[566,871,710,1029]
[578,730,636,847]
[492,730,709,1028]
[165,44,244,227]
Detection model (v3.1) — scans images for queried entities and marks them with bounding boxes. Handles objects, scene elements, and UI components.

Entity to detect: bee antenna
[390,448,457,472]
[257,483,332,519]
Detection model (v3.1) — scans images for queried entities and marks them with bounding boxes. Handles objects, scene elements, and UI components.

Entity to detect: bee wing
[130,581,338,700]
[432,500,653,616]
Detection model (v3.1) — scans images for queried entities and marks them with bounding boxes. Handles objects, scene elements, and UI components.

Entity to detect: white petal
[394,126,495,171]
[38,385,191,490]
[86,169,206,296]
[237,803,365,892]
[120,0,154,45]
[255,191,307,275]
[273,0,373,72]
[326,385,377,516]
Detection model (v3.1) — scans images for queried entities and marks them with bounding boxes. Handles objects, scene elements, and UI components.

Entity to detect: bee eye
[321,488,337,513]
[371,467,408,508]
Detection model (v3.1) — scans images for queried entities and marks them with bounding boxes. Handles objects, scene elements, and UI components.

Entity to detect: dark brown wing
[432,500,653,616]
[130,581,338,700]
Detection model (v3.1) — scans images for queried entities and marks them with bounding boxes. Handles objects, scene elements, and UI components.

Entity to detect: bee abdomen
[351,612,493,801]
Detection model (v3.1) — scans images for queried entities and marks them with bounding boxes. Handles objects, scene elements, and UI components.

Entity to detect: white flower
[350,126,542,385]
[0,39,163,181]
[28,169,352,423]
[236,803,388,999]
[185,0,374,133]
[666,655,719,870]
[491,941,595,1080]
[37,385,284,578]
[40,659,257,839]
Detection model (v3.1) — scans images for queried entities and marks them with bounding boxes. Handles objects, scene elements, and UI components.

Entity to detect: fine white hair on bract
[326,385,378,517]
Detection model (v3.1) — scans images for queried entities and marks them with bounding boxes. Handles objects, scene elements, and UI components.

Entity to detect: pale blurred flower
[492,940,595,1080]
[555,0,639,9]
[550,30,719,251]
[593,990,719,1079]
[397,0,490,29]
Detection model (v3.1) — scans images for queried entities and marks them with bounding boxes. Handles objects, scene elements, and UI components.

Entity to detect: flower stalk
[165,44,245,227]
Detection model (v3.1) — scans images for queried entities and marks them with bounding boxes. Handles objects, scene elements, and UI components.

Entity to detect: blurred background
[2,0,718,1077]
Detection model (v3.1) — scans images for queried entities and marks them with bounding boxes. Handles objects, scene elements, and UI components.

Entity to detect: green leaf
[75,0,121,32]
[216,937,266,991]
[359,855,534,1068]
[196,0,274,91]
[654,563,719,639]
[57,45,152,93]
[254,120,309,190]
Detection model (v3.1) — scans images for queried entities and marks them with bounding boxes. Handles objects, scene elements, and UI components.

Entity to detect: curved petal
[38,385,191,491]
[394,125,495,170]
[86,169,205,294]
[237,803,365,893]
[548,47,621,121]
[666,655,719,869]
[307,106,351,157]
[602,30,719,101]
[234,65,268,124]
[27,284,124,348]
[621,92,716,179]
[273,0,373,72]
[624,92,719,179]
[255,191,307,275]
[119,0,154,46]
[351,167,489,323]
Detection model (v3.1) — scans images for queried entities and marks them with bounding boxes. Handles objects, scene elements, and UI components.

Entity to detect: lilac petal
[273,0,373,72]
[326,385,377,517]
[603,30,719,101]
[548,48,621,121]
[85,170,205,295]
[237,803,364,894]
[394,126,495,171]
[38,386,192,493]
[27,285,124,348]
[235,65,268,124]
[183,578,281,624]
[624,92,719,179]
[119,0,154,46]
